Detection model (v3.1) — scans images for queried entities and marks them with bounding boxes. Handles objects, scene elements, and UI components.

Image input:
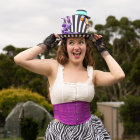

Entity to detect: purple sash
[53,101,91,125]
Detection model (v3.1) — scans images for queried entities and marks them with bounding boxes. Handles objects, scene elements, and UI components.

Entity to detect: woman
[14,10,125,140]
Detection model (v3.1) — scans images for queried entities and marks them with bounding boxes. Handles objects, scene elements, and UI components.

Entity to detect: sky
[0,0,140,53]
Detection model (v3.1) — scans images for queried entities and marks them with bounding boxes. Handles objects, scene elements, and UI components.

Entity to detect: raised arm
[14,34,58,77]
[92,34,125,87]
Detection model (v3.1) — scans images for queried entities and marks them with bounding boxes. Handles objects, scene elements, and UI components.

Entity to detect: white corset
[49,64,95,104]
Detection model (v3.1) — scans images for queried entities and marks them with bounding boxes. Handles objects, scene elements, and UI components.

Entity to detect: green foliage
[0,55,16,89]
[90,92,109,114]
[130,52,140,85]
[120,17,130,26]
[132,19,140,28]
[0,87,53,119]
[21,117,39,140]
[94,110,104,121]
[105,15,119,31]
[0,138,23,140]
[119,95,140,136]
[95,24,104,31]
[0,45,48,98]
[38,116,49,136]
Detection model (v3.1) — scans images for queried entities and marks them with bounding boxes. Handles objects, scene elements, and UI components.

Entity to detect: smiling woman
[56,37,95,68]
[14,9,125,140]
[67,38,86,61]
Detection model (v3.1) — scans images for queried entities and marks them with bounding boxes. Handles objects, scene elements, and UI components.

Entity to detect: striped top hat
[58,9,93,39]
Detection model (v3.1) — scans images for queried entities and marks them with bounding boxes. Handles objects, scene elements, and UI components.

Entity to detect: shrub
[21,117,39,140]
[94,110,104,121]
[119,95,140,136]
[0,87,53,119]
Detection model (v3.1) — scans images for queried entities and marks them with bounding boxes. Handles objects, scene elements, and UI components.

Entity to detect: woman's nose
[74,43,80,49]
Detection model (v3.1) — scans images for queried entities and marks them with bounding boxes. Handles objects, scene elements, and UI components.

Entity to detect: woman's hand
[38,33,60,52]
[92,34,109,56]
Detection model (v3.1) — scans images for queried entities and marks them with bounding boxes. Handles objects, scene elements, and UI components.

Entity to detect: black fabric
[93,37,108,54]
[77,15,81,32]
[43,34,59,51]
[58,34,93,39]
[72,15,75,32]
[84,24,87,33]
[80,18,85,33]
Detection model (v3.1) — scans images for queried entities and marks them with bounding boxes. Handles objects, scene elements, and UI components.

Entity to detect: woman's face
[66,37,86,65]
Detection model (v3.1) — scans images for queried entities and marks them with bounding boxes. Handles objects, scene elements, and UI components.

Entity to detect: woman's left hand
[93,34,102,40]
[92,34,108,55]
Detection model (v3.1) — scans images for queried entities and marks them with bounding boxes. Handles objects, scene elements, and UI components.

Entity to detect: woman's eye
[69,41,74,45]
[79,41,84,44]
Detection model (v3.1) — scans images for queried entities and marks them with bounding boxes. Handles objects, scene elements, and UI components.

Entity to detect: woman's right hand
[14,33,59,77]
[41,33,59,51]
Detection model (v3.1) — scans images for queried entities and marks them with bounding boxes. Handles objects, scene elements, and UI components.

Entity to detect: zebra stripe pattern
[70,15,88,34]
[44,114,111,140]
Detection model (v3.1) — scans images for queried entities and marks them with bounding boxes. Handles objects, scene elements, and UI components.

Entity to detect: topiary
[0,87,53,119]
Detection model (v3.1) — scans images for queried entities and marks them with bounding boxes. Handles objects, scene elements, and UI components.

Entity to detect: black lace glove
[37,34,60,52]
[43,34,59,50]
[93,37,108,55]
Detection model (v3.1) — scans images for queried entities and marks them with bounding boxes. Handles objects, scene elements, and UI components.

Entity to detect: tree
[0,45,48,98]
[93,16,140,101]
[119,95,140,138]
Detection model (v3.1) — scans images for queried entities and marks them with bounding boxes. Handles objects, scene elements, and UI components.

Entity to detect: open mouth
[73,52,81,56]
[73,52,81,58]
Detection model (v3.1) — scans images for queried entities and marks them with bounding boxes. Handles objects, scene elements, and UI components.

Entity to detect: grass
[0,137,44,140]
[0,138,23,140]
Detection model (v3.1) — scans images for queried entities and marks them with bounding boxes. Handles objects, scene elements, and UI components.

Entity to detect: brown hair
[56,38,95,68]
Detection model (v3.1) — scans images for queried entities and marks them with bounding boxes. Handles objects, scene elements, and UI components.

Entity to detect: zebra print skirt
[44,114,111,140]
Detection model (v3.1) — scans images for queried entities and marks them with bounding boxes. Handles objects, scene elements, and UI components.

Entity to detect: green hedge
[21,117,39,140]
[0,87,53,119]
[94,110,104,121]
[119,95,140,136]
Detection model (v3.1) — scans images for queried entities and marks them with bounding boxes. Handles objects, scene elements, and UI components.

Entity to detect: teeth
[73,52,81,55]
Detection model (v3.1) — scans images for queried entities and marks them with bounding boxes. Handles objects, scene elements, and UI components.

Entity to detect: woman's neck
[65,61,85,71]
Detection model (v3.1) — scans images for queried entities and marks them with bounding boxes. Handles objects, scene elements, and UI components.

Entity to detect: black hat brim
[58,33,93,39]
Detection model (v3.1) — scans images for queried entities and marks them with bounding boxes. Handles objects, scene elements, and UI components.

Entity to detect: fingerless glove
[93,37,108,54]
[37,34,59,52]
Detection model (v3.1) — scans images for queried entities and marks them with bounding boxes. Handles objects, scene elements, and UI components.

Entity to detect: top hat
[58,9,93,39]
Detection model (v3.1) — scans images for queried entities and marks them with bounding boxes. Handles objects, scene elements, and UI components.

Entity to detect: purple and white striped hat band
[58,9,93,39]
